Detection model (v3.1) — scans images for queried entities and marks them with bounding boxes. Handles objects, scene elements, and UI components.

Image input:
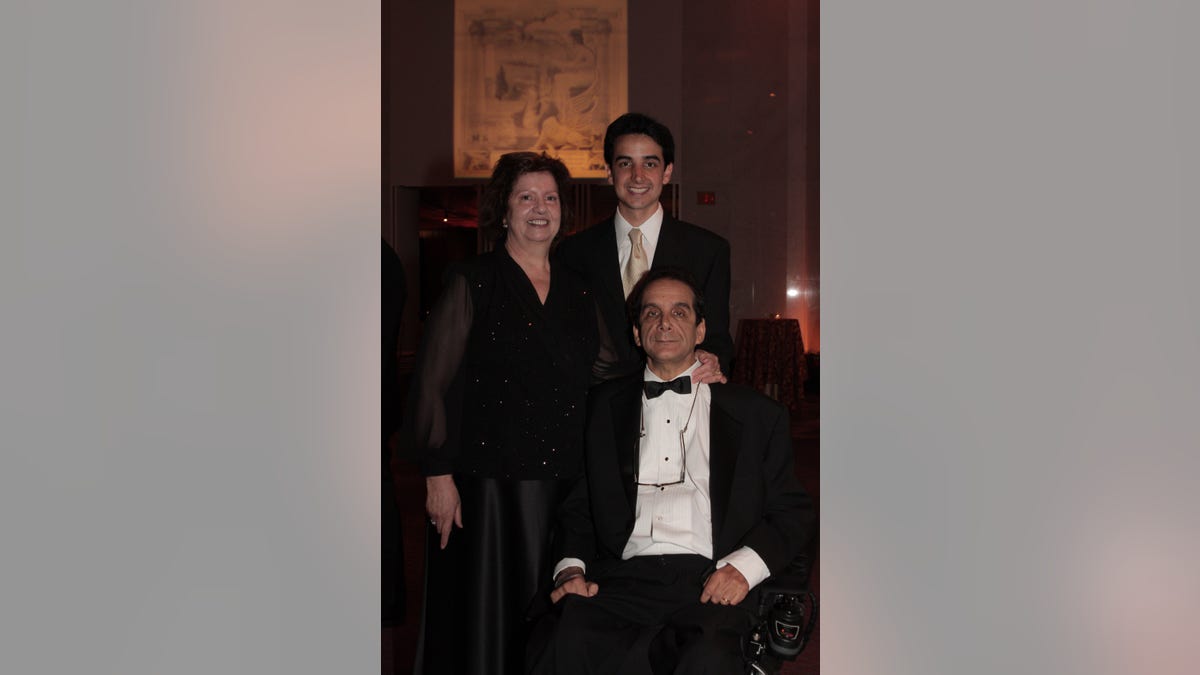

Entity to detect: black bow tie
[644,376,692,399]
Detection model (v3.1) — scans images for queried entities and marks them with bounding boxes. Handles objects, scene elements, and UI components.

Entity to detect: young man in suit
[532,268,815,674]
[554,113,734,375]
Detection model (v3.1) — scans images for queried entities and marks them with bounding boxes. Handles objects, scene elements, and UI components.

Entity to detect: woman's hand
[425,475,462,549]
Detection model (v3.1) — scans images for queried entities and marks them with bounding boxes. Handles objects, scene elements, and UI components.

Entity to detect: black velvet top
[403,248,621,480]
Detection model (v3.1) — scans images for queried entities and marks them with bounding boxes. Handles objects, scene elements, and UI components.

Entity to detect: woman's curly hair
[478,151,573,241]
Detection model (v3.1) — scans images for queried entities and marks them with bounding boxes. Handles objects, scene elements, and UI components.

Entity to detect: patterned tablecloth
[730,318,807,413]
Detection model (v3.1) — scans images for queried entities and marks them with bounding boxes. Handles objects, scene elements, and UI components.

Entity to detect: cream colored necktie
[623,228,649,297]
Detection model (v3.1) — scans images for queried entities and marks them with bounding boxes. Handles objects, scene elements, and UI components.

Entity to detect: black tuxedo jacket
[556,375,815,578]
[554,214,734,373]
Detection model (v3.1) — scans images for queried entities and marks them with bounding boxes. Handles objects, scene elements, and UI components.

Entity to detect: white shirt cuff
[716,547,770,590]
[553,557,587,581]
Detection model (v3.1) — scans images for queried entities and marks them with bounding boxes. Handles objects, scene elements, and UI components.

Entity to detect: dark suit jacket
[556,375,815,579]
[554,214,734,373]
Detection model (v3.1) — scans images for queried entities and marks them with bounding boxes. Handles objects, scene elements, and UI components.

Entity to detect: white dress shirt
[615,203,664,271]
[555,361,771,590]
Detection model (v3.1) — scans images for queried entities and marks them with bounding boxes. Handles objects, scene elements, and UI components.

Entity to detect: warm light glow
[786,287,800,298]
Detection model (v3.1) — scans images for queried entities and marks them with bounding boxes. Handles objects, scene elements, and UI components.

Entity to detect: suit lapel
[586,218,636,359]
[651,216,687,269]
[609,378,643,510]
[708,386,742,549]
[590,217,626,318]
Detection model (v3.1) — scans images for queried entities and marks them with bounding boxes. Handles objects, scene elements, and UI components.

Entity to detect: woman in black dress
[403,152,617,674]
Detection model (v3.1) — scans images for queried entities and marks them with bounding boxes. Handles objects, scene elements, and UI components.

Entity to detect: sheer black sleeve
[590,302,640,383]
[400,270,473,476]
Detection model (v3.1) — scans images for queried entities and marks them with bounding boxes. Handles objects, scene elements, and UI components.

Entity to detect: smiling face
[504,171,561,249]
[633,278,707,378]
[607,133,674,226]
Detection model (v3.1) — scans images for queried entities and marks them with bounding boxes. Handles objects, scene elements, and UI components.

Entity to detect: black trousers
[530,554,757,675]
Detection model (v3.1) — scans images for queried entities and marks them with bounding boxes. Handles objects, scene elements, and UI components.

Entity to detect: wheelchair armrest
[756,551,813,598]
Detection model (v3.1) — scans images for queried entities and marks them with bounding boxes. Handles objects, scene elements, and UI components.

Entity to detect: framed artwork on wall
[453,0,628,178]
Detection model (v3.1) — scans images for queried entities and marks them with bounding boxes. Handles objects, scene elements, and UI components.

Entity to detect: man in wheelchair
[529,269,816,675]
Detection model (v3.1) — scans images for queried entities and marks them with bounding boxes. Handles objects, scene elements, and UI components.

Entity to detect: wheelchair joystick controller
[765,595,805,658]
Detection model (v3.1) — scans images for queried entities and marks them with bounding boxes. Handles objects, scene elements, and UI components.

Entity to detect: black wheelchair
[740,553,819,674]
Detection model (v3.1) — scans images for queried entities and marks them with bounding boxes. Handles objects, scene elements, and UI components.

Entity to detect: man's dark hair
[603,113,676,167]
[626,266,706,327]
[478,151,573,240]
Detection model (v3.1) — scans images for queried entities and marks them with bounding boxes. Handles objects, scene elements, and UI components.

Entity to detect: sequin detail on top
[453,250,599,480]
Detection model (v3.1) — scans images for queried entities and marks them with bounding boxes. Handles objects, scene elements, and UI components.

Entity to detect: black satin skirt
[415,474,574,675]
